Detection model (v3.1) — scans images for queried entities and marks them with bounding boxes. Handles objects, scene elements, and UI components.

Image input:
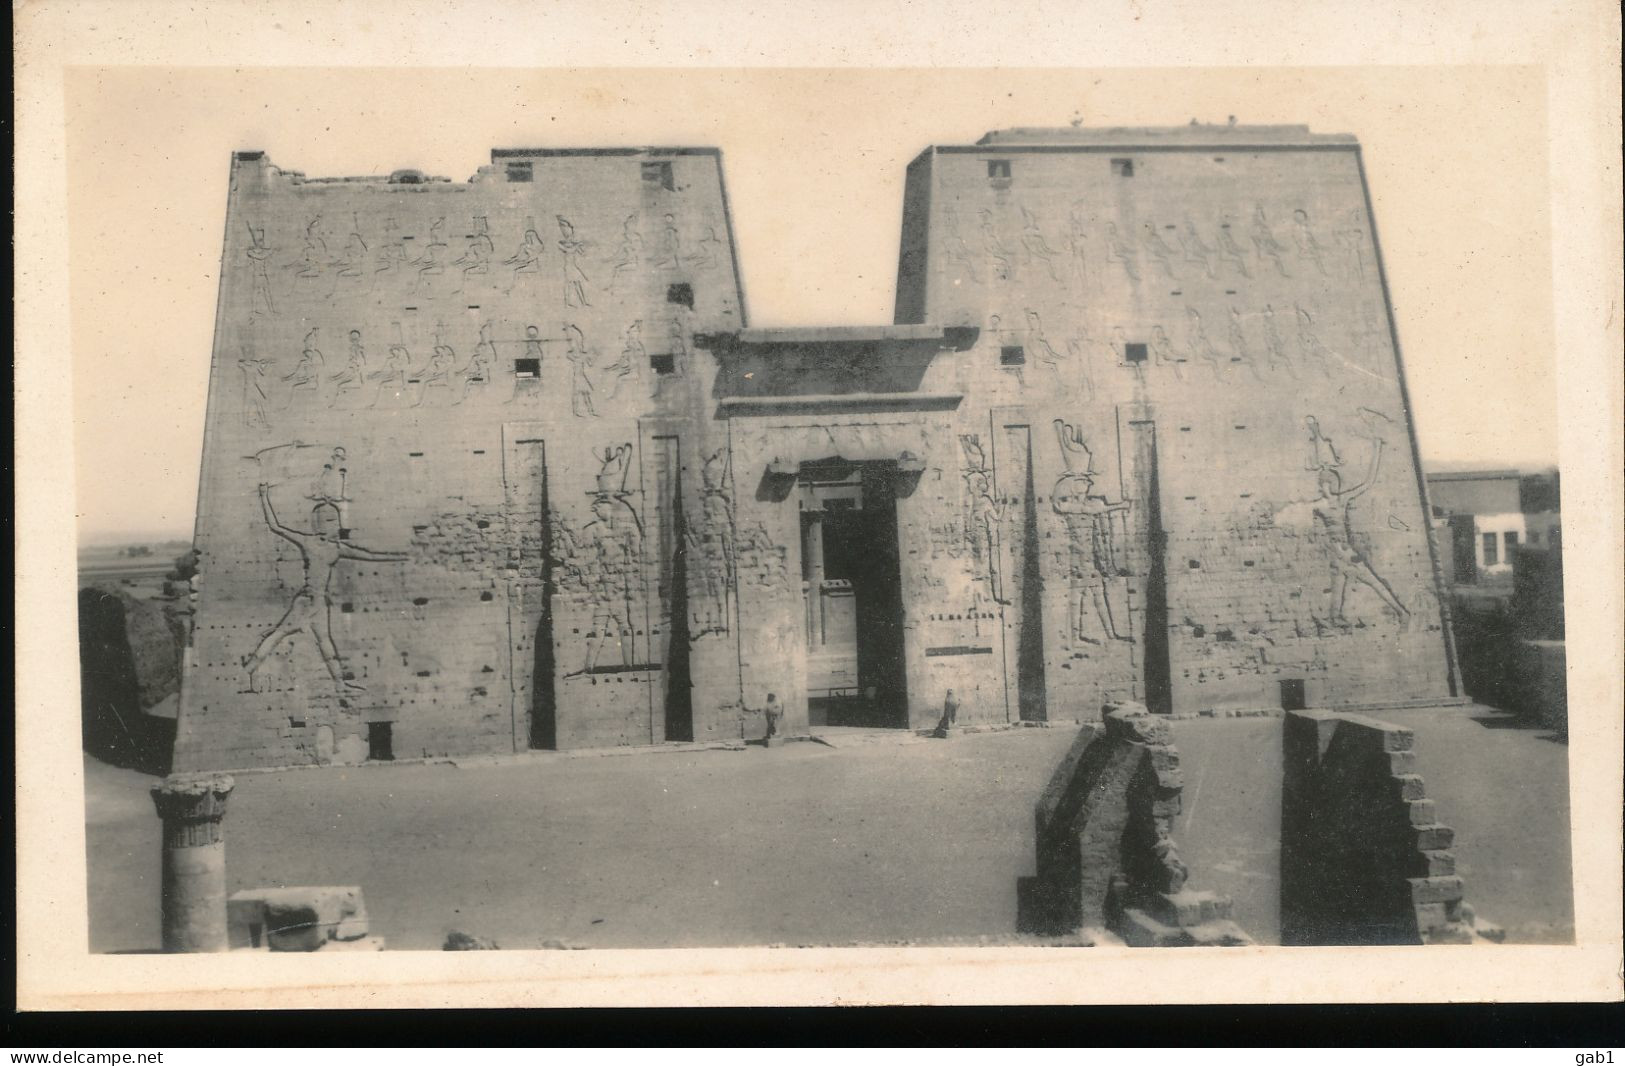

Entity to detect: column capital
[150,773,235,848]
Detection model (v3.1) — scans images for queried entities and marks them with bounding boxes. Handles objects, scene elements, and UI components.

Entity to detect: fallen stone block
[228,886,370,951]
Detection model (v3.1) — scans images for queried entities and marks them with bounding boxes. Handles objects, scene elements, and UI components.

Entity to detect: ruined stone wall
[1280,709,1481,945]
[896,136,1456,717]
[176,150,746,770]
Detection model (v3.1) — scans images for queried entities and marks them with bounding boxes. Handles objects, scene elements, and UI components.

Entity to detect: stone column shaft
[150,773,234,953]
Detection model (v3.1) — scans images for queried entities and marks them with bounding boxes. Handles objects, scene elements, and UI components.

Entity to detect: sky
[65,65,1558,543]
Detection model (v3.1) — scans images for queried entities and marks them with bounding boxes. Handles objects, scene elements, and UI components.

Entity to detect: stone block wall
[1280,709,1486,944]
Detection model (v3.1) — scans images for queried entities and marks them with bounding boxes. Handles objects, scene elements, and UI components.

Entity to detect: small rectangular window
[667,282,694,309]
[642,161,675,191]
[1111,158,1135,177]
[1482,533,1499,567]
[1279,679,1307,712]
[987,159,1012,180]
[505,162,533,183]
[366,722,394,762]
[1000,345,1025,366]
[650,353,677,375]
[1124,342,1148,363]
[514,358,540,377]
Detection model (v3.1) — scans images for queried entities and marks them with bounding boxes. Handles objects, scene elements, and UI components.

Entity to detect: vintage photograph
[16,1,1621,1010]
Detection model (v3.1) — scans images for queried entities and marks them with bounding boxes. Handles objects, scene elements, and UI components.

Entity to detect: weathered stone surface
[176,123,1456,771]
[1016,707,1251,946]
[227,886,369,951]
[1280,710,1495,945]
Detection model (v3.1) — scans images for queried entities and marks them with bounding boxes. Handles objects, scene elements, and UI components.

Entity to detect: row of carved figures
[242,211,728,314]
[987,302,1390,398]
[235,318,690,428]
[942,202,1372,286]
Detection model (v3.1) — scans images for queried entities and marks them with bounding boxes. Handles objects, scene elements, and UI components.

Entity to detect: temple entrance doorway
[799,460,909,729]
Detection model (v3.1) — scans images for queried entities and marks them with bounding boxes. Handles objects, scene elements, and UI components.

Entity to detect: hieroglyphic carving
[1064,325,1100,402]
[374,217,409,284]
[243,446,407,694]
[505,217,546,292]
[332,214,369,293]
[609,215,644,292]
[455,322,495,404]
[1141,223,1179,279]
[1149,324,1182,377]
[1277,413,1409,628]
[1251,203,1290,277]
[1216,218,1252,278]
[685,221,725,272]
[1227,306,1264,381]
[1051,420,1132,646]
[238,341,272,430]
[600,320,644,401]
[943,208,980,283]
[368,325,412,408]
[1066,202,1089,283]
[1184,307,1225,378]
[737,522,790,590]
[284,329,324,405]
[554,444,645,675]
[1261,304,1293,375]
[289,216,328,296]
[686,448,736,638]
[454,215,494,293]
[655,213,683,270]
[328,329,367,405]
[245,222,278,316]
[1179,220,1218,278]
[556,215,592,308]
[411,324,457,407]
[1104,222,1140,281]
[959,434,1009,606]
[1337,209,1369,279]
[1020,208,1062,282]
[981,209,1015,281]
[413,217,449,292]
[1024,310,1065,379]
[1294,305,1338,378]
[1292,209,1329,276]
[565,323,598,418]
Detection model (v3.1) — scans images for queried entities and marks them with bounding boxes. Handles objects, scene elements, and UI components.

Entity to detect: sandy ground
[84,703,1572,952]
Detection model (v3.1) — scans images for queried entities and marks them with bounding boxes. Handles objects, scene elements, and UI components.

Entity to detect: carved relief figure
[665,318,689,381]
[412,328,457,406]
[1292,209,1328,275]
[1024,310,1065,378]
[373,217,408,283]
[1149,324,1182,377]
[1020,208,1062,282]
[656,213,683,270]
[284,329,325,403]
[238,344,272,429]
[243,475,406,695]
[685,223,724,272]
[567,445,644,674]
[245,223,278,316]
[505,218,546,292]
[328,329,368,404]
[1184,307,1225,378]
[1228,305,1264,380]
[1051,420,1132,645]
[601,320,642,400]
[289,216,328,294]
[565,323,598,418]
[609,215,644,292]
[1064,326,1099,402]
[332,214,369,291]
[506,325,548,404]
[1179,220,1218,278]
[1066,202,1089,282]
[1105,222,1140,281]
[958,434,1009,606]
[1141,223,1179,279]
[307,446,352,532]
[1261,304,1293,375]
[556,215,592,308]
[368,326,412,408]
[943,208,980,283]
[413,217,449,292]
[1337,209,1369,279]
[456,322,495,404]
[686,448,736,637]
[1286,413,1409,627]
[1251,203,1290,277]
[1216,220,1251,278]
[455,215,494,293]
[981,209,1015,281]
[1294,304,1338,378]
